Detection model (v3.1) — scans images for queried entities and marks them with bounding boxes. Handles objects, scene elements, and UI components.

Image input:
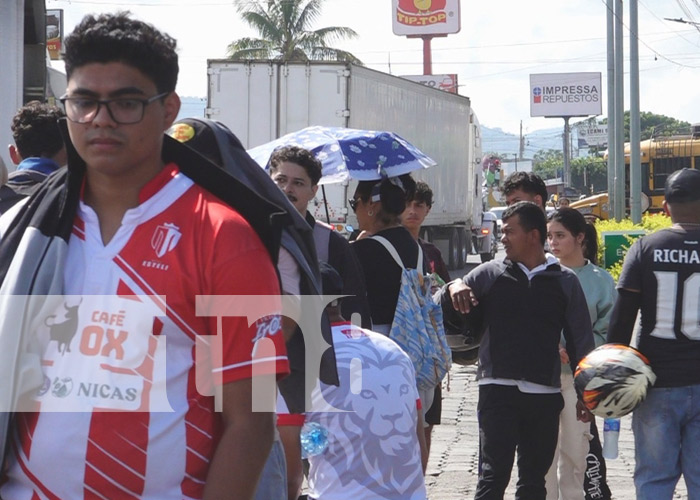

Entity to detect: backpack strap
[312,220,332,263]
[371,235,423,275]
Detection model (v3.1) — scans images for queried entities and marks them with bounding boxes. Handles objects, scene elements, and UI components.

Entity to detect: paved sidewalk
[425,363,689,499]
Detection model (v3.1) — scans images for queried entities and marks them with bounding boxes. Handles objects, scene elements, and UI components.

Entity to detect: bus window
[653,157,691,193]
[642,162,651,193]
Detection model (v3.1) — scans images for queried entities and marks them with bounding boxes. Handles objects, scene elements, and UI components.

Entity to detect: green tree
[227,0,362,63]
[532,149,563,180]
[602,111,691,141]
[570,155,606,195]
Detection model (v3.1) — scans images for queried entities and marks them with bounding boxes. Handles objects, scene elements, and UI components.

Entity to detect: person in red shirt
[0,12,287,500]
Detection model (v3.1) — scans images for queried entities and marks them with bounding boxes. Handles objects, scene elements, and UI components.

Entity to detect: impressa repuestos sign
[530,72,602,117]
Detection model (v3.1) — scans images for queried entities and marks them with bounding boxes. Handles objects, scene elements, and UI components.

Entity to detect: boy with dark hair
[269,146,323,187]
[1,101,67,213]
[502,171,549,210]
[402,180,450,454]
[62,12,179,95]
[269,145,371,329]
[9,101,65,162]
[0,12,288,499]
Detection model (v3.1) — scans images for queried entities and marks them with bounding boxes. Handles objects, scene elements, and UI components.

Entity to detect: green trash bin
[601,230,646,268]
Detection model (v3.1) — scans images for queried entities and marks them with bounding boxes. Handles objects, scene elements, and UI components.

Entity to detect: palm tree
[227,0,362,64]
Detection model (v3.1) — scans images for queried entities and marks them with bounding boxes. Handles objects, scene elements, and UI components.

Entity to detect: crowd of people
[0,10,698,500]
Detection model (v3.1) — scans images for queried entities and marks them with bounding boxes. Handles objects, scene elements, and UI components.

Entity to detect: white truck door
[207,61,279,149]
[277,64,350,135]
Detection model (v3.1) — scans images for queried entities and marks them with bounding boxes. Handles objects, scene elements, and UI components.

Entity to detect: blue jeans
[632,384,700,500]
[254,436,288,500]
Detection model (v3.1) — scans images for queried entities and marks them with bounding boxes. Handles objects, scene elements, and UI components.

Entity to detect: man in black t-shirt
[608,168,700,500]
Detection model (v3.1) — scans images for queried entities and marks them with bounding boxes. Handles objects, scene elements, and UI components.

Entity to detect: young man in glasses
[0,12,288,500]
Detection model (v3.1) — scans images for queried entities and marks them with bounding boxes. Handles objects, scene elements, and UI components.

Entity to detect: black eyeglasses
[59,92,170,125]
[349,198,360,212]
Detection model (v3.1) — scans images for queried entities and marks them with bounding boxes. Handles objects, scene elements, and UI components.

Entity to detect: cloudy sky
[47,0,700,135]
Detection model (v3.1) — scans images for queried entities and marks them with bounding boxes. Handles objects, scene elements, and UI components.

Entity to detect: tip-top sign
[392,0,461,36]
[530,72,602,118]
[401,74,458,93]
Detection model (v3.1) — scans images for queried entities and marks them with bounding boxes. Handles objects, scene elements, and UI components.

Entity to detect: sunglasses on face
[349,198,360,212]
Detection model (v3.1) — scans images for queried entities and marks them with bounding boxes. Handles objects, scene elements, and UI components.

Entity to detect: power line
[671,0,700,33]
[639,0,700,47]
[352,29,695,57]
[600,0,700,69]
[674,0,699,24]
[47,0,237,5]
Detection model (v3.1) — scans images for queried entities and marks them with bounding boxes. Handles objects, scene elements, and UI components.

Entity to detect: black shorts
[425,383,442,425]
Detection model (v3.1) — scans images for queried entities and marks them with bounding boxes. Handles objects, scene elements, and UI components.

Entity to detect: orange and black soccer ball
[574,344,656,418]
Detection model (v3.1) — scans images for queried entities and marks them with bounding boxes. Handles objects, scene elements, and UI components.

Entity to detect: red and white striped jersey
[1,164,289,500]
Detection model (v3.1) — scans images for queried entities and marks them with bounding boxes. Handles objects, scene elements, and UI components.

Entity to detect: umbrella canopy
[247,126,437,184]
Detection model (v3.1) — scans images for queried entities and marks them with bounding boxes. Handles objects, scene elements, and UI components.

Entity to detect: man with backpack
[269,145,371,329]
[0,14,289,498]
[1,101,66,213]
[441,201,595,499]
[167,118,340,500]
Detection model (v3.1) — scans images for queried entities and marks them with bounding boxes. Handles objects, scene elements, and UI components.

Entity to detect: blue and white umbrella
[247,126,437,184]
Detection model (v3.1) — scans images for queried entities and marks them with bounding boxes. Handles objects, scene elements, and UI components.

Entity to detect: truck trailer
[206,60,497,267]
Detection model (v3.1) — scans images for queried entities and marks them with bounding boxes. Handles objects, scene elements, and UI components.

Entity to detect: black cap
[665,168,700,204]
[319,261,343,296]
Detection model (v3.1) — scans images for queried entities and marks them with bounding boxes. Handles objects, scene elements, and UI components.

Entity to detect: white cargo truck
[206,61,497,267]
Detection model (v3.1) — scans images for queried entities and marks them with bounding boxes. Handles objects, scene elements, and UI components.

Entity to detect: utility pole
[519,120,525,160]
[630,0,642,223]
[606,0,616,218]
[563,117,571,187]
[614,0,625,221]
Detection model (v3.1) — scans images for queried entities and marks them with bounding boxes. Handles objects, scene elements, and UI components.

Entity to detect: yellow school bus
[571,126,700,219]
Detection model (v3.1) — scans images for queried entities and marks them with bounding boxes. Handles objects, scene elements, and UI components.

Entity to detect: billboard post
[392,0,461,79]
[563,117,571,186]
[529,72,602,188]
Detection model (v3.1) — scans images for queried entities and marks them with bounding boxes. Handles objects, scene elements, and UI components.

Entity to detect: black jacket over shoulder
[441,258,595,388]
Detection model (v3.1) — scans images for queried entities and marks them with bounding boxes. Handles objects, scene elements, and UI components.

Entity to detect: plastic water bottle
[300,422,329,458]
[602,418,620,459]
